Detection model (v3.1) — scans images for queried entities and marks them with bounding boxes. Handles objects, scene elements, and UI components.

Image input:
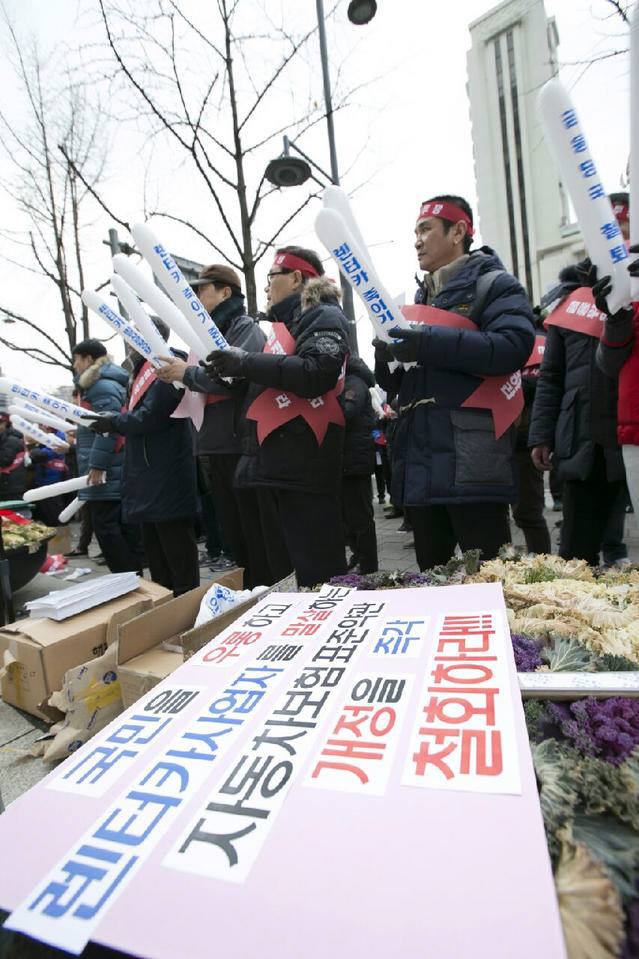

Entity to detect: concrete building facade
[467,0,585,304]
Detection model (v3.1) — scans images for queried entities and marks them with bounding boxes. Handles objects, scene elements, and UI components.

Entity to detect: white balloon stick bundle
[82,289,166,371]
[322,186,377,275]
[23,473,98,503]
[315,206,410,343]
[0,378,93,426]
[538,78,631,314]
[110,275,184,389]
[131,222,229,354]
[631,3,639,301]
[8,403,76,434]
[10,415,69,452]
[112,254,208,360]
[58,496,83,523]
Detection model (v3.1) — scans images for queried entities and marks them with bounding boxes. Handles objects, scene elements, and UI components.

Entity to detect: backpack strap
[470,269,506,324]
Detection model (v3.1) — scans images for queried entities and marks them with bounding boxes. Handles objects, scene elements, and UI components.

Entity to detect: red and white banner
[544,287,606,339]
[245,322,345,445]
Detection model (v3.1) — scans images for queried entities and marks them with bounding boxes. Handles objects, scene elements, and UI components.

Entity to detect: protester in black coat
[206,245,349,587]
[529,261,626,566]
[342,357,378,573]
[92,343,199,596]
[157,264,270,588]
[375,194,535,570]
[0,419,26,501]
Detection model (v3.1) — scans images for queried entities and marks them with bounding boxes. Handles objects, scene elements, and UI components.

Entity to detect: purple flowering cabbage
[511,633,543,672]
[547,698,639,765]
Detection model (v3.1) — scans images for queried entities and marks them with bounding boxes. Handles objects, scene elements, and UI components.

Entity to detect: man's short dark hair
[609,191,629,207]
[72,338,107,360]
[275,245,325,282]
[425,194,474,254]
[151,317,170,342]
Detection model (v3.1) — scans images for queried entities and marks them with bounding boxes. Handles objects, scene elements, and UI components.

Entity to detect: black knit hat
[72,338,107,360]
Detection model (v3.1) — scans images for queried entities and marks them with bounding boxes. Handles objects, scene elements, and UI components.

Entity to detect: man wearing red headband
[530,192,631,567]
[205,244,349,587]
[374,194,535,570]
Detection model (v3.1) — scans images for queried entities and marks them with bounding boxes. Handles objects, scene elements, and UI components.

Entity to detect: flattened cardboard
[0,579,171,720]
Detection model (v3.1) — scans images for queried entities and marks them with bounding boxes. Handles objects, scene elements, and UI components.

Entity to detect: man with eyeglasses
[374,194,535,570]
[205,245,349,588]
[157,264,271,587]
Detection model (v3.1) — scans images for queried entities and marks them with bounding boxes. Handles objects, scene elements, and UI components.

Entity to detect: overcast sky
[0,0,632,388]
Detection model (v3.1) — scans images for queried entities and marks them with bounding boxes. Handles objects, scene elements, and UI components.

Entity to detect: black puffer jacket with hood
[235,277,349,495]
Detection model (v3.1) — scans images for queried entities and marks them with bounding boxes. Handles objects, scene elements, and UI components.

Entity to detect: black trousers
[200,454,273,588]
[88,501,144,574]
[560,446,626,566]
[512,448,551,554]
[404,502,511,571]
[373,446,392,502]
[257,487,347,588]
[142,520,199,596]
[342,475,378,573]
[77,504,94,552]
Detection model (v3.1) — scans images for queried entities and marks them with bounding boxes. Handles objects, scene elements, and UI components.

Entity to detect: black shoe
[403,540,415,549]
[385,507,403,519]
[208,553,237,572]
[66,547,88,557]
[398,520,413,532]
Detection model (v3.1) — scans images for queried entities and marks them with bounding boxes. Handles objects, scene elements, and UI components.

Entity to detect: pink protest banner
[544,286,606,339]
[0,582,565,958]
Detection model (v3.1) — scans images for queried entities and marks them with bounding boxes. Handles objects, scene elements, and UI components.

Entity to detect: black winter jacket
[235,278,349,495]
[343,357,375,476]
[376,248,535,506]
[0,427,26,500]
[110,354,198,524]
[529,264,624,482]
[182,296,266,455]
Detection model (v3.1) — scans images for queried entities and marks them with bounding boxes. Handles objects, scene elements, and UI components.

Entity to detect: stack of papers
[25,573,139,621]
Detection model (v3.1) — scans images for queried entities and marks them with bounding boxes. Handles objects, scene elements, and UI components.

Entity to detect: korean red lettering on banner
[402,610,521,794]
[544,287,606,339]
[305,671,412,795]
[401,304,523,438]
[129,361,157,410]
[163,595,385,882]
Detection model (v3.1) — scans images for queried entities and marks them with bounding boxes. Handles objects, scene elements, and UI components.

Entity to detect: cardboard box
[117,571,296,708]
[0,578,171,720]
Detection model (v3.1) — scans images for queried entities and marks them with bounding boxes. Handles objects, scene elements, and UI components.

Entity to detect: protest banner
[0,581,565,959]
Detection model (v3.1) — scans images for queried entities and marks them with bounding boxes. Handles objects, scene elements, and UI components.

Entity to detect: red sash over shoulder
[129,361,157,410]
[544,288,606,340]
[246,323,345,445]
[400,304,524,439]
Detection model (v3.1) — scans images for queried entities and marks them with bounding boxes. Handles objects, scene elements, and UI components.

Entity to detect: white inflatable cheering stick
[58,496,83,523]
[630,2,639,301]
[538,78,631,314]
[0,378,96,426]
[315,206,410,344]
[10,415,69,452]
[8,403,76,434]
[23,474,100,504]
[82,290,167,371]
[112,254,208,361]
[131,222,229,355]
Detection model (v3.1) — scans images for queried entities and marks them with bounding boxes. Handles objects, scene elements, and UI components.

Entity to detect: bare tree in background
[96,0,353,315]
[0,16,108,372]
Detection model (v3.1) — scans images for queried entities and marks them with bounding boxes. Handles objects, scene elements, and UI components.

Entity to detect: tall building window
[494,37,518,277]
[507,30,533,299]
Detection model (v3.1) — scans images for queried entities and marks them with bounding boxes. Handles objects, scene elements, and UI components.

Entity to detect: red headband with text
[612,202,629,224]
[417,200,474,237]
[273,252,320,277]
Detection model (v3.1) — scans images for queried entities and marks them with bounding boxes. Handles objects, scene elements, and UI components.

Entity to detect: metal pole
[316,0,358,353]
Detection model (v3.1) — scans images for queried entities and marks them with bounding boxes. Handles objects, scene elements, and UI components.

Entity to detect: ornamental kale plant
[511,633,543,672]
[548,698,639,766]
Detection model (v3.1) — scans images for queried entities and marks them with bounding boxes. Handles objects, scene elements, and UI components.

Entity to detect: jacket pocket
[450,410,513,486]
[554,387,578,460]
